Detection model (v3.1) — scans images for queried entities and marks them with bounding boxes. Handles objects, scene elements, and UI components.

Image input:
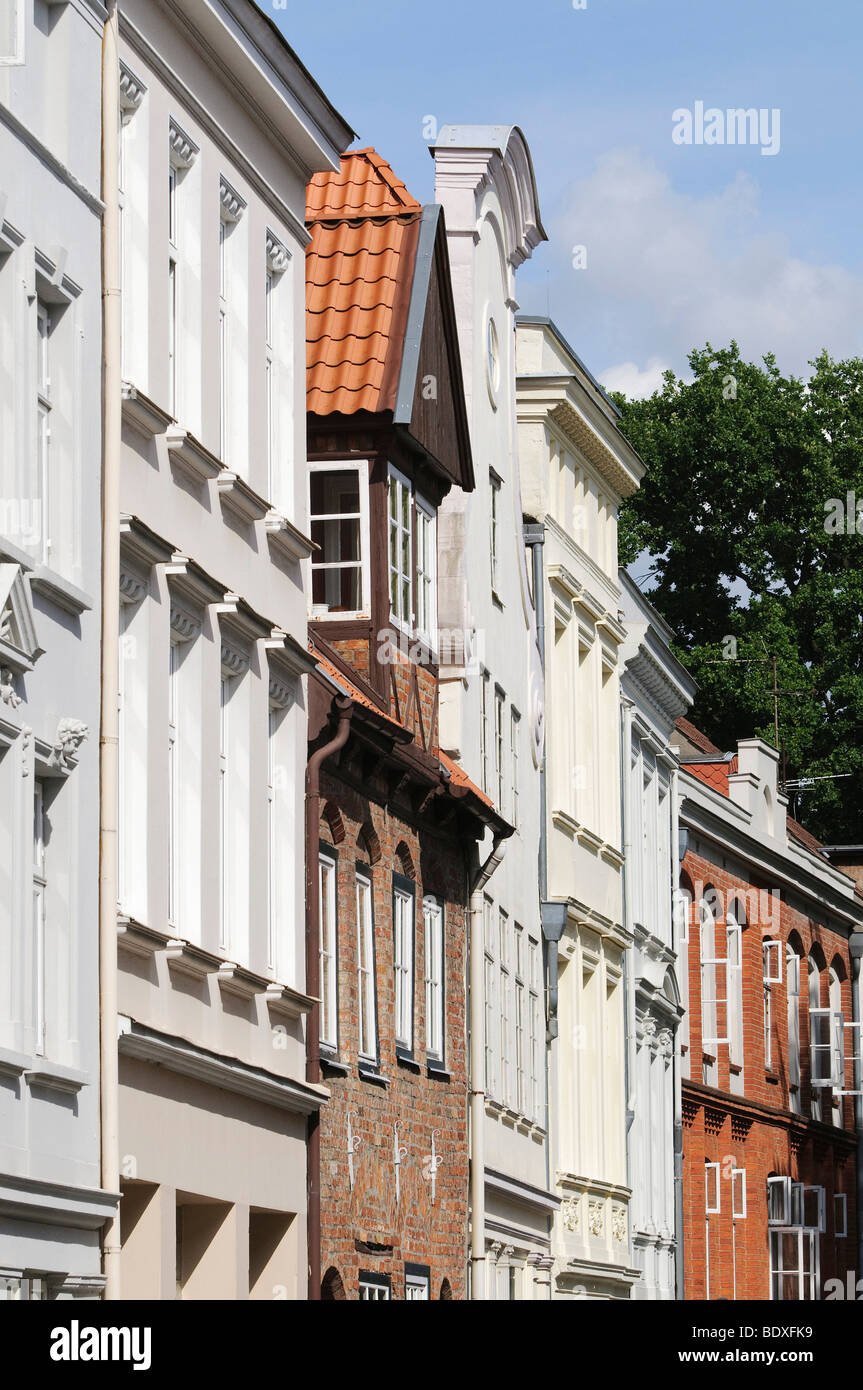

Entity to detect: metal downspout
[99,0,121,1301]
[850,936,863,1285]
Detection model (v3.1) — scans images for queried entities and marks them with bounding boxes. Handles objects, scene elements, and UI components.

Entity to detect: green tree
[613,342,863,843]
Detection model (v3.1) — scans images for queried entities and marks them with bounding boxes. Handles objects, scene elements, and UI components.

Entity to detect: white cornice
[518,375,644,501]
[117,1015,329,1116]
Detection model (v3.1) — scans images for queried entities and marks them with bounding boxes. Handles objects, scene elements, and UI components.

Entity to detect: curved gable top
[432,124,547,266]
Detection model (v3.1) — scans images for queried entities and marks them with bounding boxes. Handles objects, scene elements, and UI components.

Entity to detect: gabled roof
[305,148,473,489]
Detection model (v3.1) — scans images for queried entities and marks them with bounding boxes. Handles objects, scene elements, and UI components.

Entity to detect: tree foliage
[614,342,863,843]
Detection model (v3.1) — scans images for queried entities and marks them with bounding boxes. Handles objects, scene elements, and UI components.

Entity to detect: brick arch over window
[321,800,346,845]
[829,953,848,984]
[321,1266,346,1301]
[395,839,415,880]
[358,820,382,866]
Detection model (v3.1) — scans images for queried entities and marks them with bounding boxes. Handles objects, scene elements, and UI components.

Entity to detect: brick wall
[681,846,857,1300]
[317,768,469,1300]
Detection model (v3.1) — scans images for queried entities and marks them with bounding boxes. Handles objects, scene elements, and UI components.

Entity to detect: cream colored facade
[516,317,644,1298]
[110,0,351,1298]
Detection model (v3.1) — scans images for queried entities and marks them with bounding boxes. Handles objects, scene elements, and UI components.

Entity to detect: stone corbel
[50,718,88,772]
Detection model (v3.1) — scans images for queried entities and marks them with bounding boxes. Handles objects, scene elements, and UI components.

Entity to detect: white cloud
[539,148,863,388]
[600,357,671,399]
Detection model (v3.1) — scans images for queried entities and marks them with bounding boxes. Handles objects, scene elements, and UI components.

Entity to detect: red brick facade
[680,837,858,1300]
[315,754,471,1301]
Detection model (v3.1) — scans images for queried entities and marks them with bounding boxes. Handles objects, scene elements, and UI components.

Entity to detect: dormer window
[309,460,370,617]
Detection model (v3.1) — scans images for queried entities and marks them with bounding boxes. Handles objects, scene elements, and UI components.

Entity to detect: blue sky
[267,0,863,397]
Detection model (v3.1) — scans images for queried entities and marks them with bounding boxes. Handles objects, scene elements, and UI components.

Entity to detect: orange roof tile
[686,760,732,796]
[439,748,495,812]
[307,148,421,221]
[305,149,421,417]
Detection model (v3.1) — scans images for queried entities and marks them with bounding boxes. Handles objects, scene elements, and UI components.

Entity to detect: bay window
[309,461,370,617]
[388,465,412,631]
[415,496,437,647]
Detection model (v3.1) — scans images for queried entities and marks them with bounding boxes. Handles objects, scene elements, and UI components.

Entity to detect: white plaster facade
[111,0,351,1298]
[0,0,119,1298]
[432,128,556,1297]
[516,316,644,1298]
[618,572,694,1299]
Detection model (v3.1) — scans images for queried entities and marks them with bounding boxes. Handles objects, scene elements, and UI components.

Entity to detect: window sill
[30,567,93,616]
[320,1053,349,1077]
[396,1050,421,1074]
[427,1061,450,1081]
[359,1064,391,1088]
[25,1061,88,1095]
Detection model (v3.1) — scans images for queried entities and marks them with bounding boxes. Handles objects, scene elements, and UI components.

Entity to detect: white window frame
[405,1266,430,1300]
[359,1273,390,1301]
[168,160,179,419]
[309,460,371,619]
[484,896,497,1096]
[769,1226,819,1301]
[700,908,728,1048]
[514,923,526,1114]
[494,687,505,813]
[265,264,274,502]
[768,1175,792,1226]
[388,464,413,633]
[528,934,541,1123]
[802,1184,826,1234]
[393,882,414,1054]
[356,870,377,1064]
[423,897,444,1064]
[480,669,489,795]
[809,1006,836,1088]
[0,0,26,66]
[510,709,520,831]
[33,781,47,1057]
[705,1161,721,1215]
[218,212,229,460]
[415,494,437,651]
[731,1167,747,1220]
[499,908,511,1106]
[489,472,501,595]
[763,937,783,984]
[167,640,181,929]
[266,707,277,974]
[318,852,338,1051]
[834,1192,848,1239]
[839,1020,863,1096]
[36,299,53,564]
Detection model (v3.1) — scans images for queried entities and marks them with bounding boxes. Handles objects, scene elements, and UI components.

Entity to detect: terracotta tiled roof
[675,716,724,756]
[306,148,422,417]
[686,760,732,796]
[439,749,495,812]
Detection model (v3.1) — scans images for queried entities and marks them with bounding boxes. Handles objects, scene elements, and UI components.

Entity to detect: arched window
[439,1277,453,1301]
